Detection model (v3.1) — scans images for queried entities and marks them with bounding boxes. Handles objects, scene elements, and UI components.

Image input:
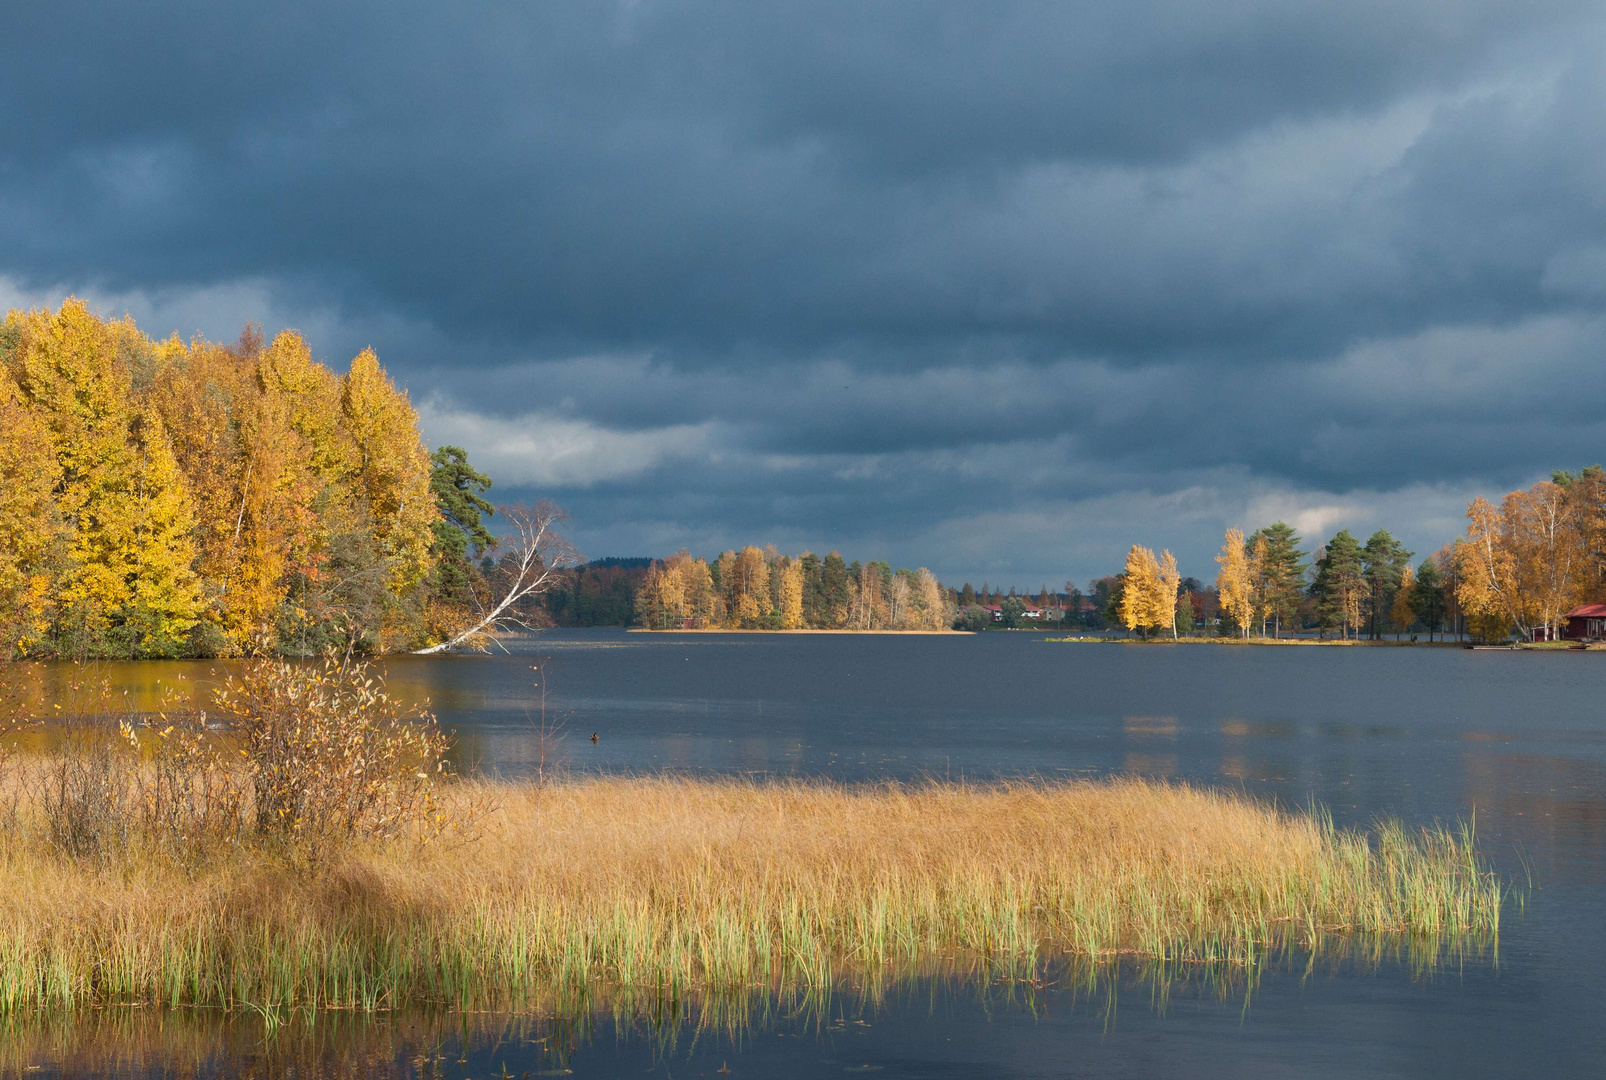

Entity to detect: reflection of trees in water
[0,941,1499,1079]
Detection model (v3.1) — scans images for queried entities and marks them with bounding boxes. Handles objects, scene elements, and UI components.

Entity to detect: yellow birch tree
[1389,565,1416,636]
[1216,527,1255,638]
[1157,549,1181,639]
[0,364,61,655]
[778,556,804,629]
[1121,545,1163,636]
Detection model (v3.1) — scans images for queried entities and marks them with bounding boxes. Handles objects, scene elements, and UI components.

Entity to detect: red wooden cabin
[1562,604,1606,640]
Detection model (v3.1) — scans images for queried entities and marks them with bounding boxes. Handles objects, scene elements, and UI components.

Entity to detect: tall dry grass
[0,772,1502,1014]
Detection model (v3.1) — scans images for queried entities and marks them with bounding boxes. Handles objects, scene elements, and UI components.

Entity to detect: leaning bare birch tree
[415,501,579,654]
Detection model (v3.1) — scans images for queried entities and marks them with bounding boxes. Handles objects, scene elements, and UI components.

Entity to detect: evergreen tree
[1411,558,1446,641]
[1361,530,1413,640]
[1175,591,1196,634]
[799,551,825,625]
[1247,522,1308,636]
[820,552,850,627]
[1311,530,1367,639]
[430,446,495,558]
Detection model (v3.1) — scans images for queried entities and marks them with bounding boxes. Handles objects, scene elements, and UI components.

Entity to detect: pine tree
[1411,558,1446,641]
[1311,530,1367,639]
[1247,522,1307,636]
[1361,530,1413,640]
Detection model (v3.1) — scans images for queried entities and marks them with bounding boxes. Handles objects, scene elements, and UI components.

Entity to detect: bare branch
[415,502,581,654]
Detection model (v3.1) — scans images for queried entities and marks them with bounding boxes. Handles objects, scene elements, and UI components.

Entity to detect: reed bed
[0,773,1502,1014]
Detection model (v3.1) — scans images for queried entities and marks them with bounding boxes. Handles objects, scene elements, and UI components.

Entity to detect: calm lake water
[10,630,1606,1078]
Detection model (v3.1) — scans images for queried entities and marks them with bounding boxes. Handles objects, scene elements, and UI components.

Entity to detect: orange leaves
[0,302,446,657]
[1456,480,1591,640]
[1215,528,1256,638]
[1120,545,1180,637]
[342,348,438,599]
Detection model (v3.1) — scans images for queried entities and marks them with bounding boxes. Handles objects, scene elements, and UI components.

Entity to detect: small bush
[0,656,452,865]
[214,656,452,854]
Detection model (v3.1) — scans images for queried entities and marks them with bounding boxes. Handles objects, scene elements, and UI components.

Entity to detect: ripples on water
[4,630,1602,1078]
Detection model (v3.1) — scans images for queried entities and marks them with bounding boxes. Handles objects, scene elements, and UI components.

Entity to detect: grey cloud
[5,1,1606,583]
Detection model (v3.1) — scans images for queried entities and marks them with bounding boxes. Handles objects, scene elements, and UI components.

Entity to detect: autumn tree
[1456,481,1587,641]
[0,361,61,656]
[118,408,205,656]
[0,302,488,658]
[1120,545,1178,638]
[1157,549,1181,638]
[776,556,805,629]
[1215,528,1257,639]
[913,568,949,630]
[342,348,438,602]
[1389,565,1417,637]
[1120,547,1156,636]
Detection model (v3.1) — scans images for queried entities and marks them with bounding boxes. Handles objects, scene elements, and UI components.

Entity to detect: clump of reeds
[0,763,1503,1013]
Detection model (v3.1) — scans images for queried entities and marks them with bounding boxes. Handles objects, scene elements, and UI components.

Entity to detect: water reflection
[0,947,1501,1080]
[6,632,1606,1075]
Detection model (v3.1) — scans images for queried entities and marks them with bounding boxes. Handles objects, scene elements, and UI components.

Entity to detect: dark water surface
[12,630,1606,1078]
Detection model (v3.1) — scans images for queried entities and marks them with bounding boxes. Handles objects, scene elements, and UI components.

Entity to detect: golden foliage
[0,366,61,657]
[0,301,446,656]
[1215,528,1257,638]
[1390,565,1417,634]
[1456,481,1588,640]
[777,556,804,629]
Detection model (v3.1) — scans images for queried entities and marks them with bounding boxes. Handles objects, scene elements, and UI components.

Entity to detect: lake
[8,630,1605,1078]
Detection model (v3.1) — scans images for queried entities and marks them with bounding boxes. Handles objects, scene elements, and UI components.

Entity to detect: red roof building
[1562,604,1606,639]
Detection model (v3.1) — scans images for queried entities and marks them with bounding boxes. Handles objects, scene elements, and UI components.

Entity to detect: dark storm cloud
[4,0,1606,582]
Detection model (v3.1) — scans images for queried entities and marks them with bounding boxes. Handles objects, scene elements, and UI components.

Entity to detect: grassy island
[0,773,1502,1014]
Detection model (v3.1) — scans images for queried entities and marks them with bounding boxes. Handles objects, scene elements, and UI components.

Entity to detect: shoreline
[627,627,968,634]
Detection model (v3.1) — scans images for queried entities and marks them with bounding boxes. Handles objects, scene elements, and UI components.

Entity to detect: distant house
[1562,604,1606,640]
[982,602,1045,622]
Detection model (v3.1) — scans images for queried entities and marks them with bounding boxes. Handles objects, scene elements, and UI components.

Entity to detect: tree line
[1453,467,1606,641]
[1105,467,1606,643]
[637,549,952,630]
[1100,522,1458,640]
[0,301,516,658]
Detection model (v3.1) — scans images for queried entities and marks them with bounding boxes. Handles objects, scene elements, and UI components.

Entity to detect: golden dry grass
[0,775,1501,1014]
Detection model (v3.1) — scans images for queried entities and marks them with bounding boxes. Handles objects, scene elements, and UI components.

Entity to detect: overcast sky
[4,0,1603,587]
